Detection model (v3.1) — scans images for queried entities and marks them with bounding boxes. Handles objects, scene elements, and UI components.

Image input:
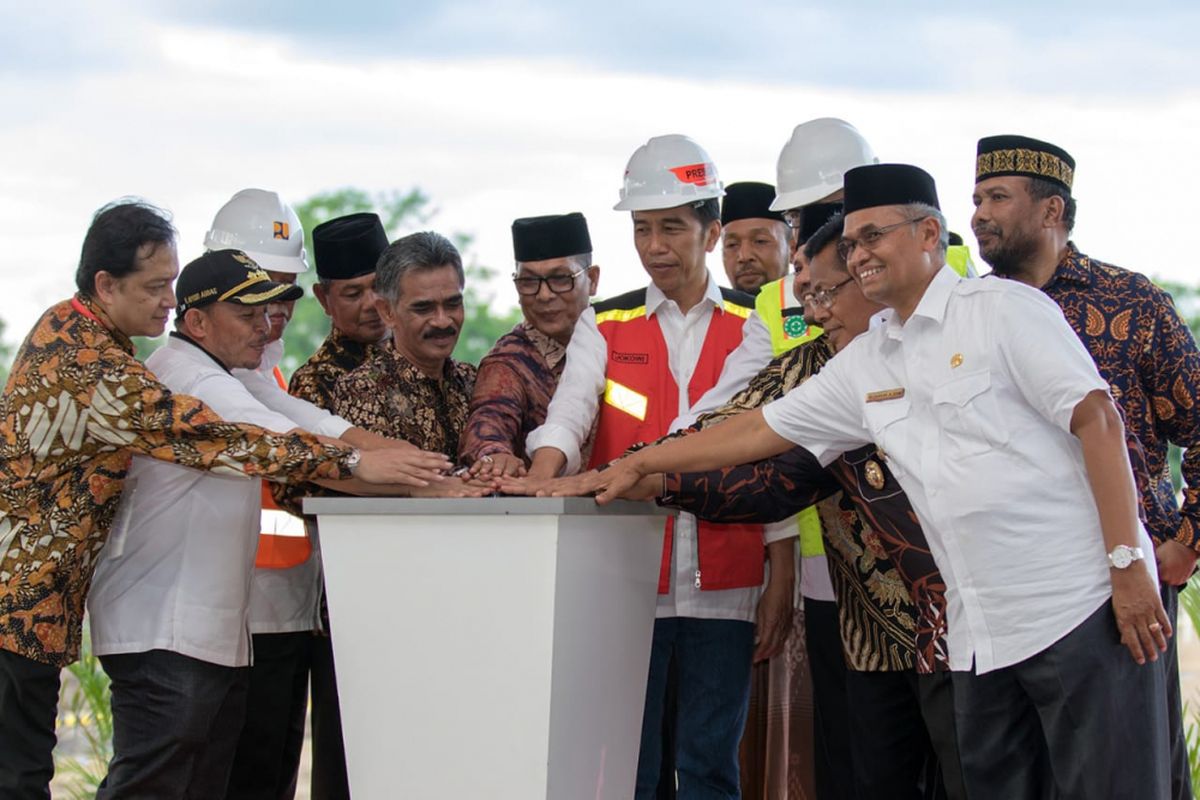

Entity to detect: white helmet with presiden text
[769,118,878,211]
[613,134,725,212]
[203,188,309,273]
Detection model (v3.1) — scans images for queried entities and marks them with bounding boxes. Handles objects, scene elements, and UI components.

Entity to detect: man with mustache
[972,134,1200,799]
[460,213,599,477]
[333,231,475,461]
[719,182,791,295]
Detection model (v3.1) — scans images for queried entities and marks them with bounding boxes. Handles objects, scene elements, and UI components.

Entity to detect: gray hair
[374,231,464,303]
[899,202,949,257]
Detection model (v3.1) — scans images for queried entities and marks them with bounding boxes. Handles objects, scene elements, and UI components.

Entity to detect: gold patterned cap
[976,135,1074,192]
[177,249,304,314]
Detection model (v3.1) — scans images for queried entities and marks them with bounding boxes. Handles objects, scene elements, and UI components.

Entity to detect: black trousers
[1161,584,1193,800]
[310,633,351,800]
[0,649,60,800]
[98,649,249,800]
[226,632,312,800]
[844,669,966,800]
[805,597,855,800]
[952,601,1169,800]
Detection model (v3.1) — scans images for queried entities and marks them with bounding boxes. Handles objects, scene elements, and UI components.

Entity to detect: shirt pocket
[931,368,1010,456]
[862,399,912,476]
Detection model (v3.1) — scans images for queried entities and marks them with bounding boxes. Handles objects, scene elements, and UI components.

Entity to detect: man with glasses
[579,162,1171,799]
[460,213,600,477]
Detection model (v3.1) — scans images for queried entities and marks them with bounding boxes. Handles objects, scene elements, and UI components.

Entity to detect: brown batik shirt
[459,322,567,465]
[0,297,352,666]
[333,340,476,458]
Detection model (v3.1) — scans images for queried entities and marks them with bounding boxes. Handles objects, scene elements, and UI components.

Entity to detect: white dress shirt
[89,335,311,667]
[234,338,338,635]
[529,274,788,622]
[761,266,1156,673]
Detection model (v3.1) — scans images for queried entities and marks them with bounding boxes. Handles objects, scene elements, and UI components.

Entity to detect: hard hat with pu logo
[614,134,725,212]
[770,118,878,212]
[204,188,309,274]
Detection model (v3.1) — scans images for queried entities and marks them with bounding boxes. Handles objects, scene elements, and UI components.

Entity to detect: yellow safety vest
[755,277,826,557]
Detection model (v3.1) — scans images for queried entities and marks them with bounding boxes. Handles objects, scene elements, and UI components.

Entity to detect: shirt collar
[522,322,567,370]
[644,271,724,318]
[884,264,960,339]
[1046,242,1093,288]
[384,339,457,384]
[167,331,232,374]
[71,293,136,355]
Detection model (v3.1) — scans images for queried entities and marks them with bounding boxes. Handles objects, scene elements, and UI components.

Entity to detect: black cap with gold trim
[976,135,1074,192]
[176,249,304,315]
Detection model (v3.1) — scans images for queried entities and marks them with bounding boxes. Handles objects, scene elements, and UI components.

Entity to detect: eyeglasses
[512,268,586,297]
[781,209,803,230]
[803,276,856,310]
[836,216,928,263]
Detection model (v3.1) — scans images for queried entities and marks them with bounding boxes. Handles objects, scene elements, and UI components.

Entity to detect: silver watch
[1107,544,1145,570]
[343,448,362,474]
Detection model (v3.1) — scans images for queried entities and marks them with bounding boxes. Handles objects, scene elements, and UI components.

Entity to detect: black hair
[76,199,177,296]
[1027,177,1077,234]
[692,197,721,227]
[803,212,846,263]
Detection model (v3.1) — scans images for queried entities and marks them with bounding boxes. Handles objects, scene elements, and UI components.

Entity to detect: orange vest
[255,365,312,570]
[588,287,765,594]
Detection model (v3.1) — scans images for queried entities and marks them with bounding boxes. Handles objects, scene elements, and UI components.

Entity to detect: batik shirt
[0,297,351,666]
[273,327,385,515]
[333,341,476,459]
[289,326,386,415]
[1037,244,1200,550]
[459,323,567,465]
[664,337,918,671]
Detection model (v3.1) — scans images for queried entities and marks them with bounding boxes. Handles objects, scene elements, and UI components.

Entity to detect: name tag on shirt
[865,388,906,403]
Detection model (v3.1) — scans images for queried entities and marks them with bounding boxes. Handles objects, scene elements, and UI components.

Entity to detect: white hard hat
[769,118,879,212]
[203,188,309,273]
[613,134,725,212]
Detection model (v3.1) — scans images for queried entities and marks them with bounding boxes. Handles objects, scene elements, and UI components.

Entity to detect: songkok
[976,135,1074,192]
[720,182,784,225]
[798,202,843,245]
[512,213,592,263]
[177,250,303,315]
[313,212,389,281]
[843,164,940,215]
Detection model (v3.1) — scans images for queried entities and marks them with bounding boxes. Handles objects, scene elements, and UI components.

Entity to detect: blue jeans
[636,617,755,800]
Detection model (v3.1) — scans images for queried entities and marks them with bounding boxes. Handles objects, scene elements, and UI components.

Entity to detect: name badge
[865,388,906,403]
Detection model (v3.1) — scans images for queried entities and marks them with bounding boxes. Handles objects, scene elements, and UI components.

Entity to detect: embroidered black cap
[976,134,1074,192]
[176,249,303,315]
[512,212,592,263]
[313,212,390,281]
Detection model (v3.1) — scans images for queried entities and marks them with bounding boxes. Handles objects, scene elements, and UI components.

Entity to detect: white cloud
[1,21,1198,346]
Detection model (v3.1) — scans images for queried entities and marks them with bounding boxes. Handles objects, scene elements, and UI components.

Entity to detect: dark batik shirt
[459,323,566,465]
[663,445,950,673]
[0,298,350,665]
[1034,244,1200,550]
[333,341,476,459]
[665,336,922,672]
[274,326,386,515]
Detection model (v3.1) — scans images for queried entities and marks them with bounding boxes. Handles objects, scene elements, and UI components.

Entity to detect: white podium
[304,497,671,800]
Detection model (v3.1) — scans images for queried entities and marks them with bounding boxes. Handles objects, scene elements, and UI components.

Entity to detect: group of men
[0,116,1195,800]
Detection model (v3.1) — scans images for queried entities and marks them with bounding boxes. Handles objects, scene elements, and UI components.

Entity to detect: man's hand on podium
[495,468,663,501]
[408,476,498,498]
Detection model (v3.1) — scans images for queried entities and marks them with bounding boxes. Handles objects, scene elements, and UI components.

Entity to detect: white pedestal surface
[305,497,670,800]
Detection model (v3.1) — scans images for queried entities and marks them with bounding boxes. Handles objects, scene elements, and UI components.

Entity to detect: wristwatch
[343,448,362,474]
[1107,544,1145,569]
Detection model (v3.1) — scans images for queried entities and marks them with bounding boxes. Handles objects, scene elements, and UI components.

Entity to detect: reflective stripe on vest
[947,244,978,278]
[604,379,649,421]
[756,277,827,556]
[255,365,312,570]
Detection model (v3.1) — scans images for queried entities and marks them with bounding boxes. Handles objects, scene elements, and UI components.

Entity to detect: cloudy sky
[2,1,1198,346]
